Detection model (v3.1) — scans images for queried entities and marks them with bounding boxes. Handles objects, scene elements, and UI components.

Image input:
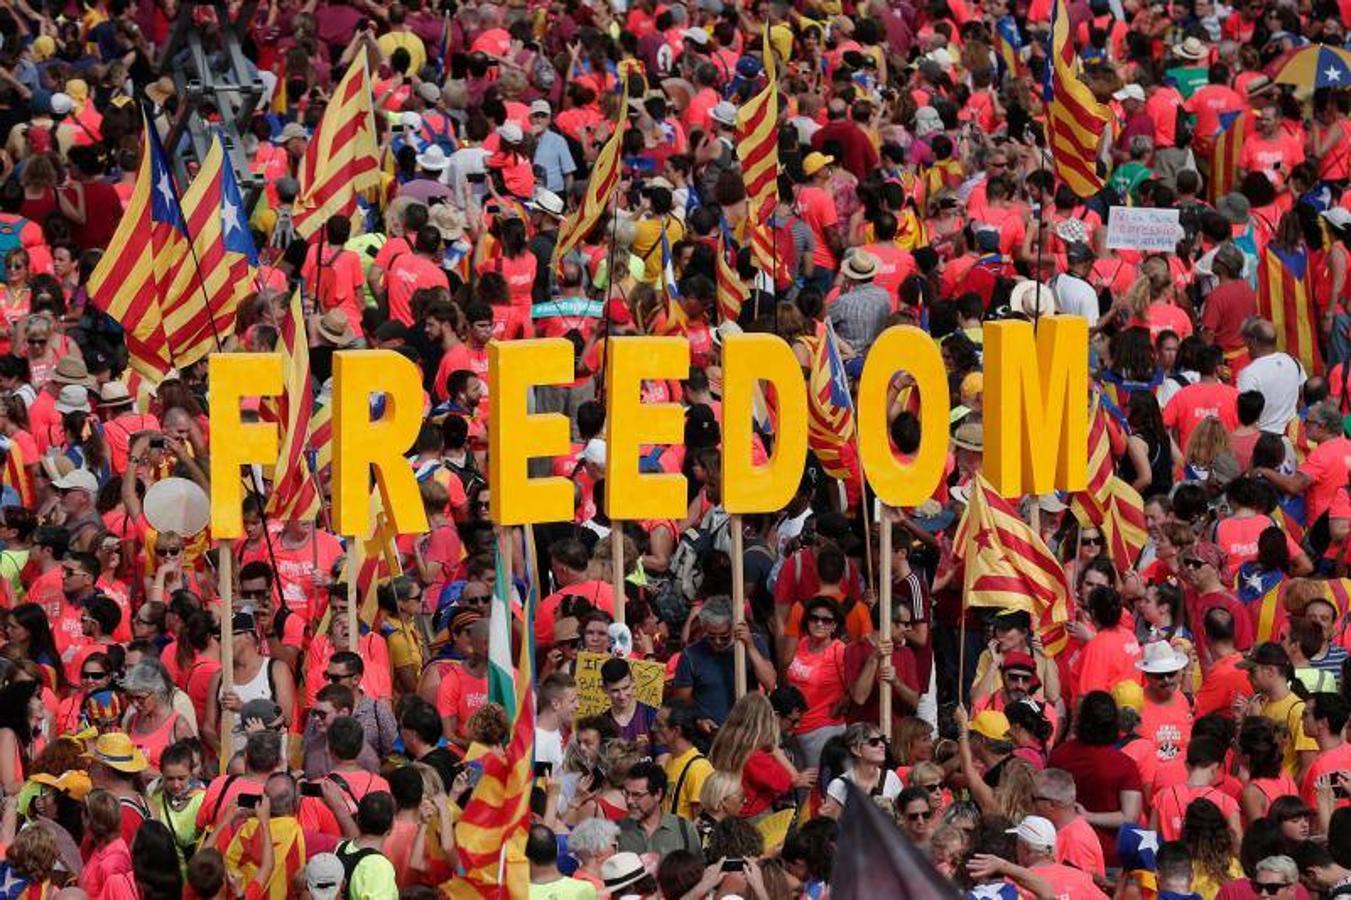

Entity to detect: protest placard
[573,651,667,717]
[1106,206,1184,252]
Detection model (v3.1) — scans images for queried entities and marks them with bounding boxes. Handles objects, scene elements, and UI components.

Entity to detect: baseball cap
[1000,651,1037,675]
[306,854,344,900]
[802,151,834,176]
[1007,816,1057,851]
[52,468,99,495]
[1237,641,1292,671]
[529,99,552,117]
[969,710,1011,741]
[1112,84,1145,102]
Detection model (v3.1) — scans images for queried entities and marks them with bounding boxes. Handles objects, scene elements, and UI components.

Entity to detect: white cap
[1113,84,1146,102]
[306,854,343,900]
[1006,816,1057,851]
[529,99,552,117]
[681,27,710,46]
[496,122,524,144]
[529,188,565,217]
[399,110,424,131]
[581,438,607,466]
[49,92,73,115]
[415,145,449,171]
[1322,207,1351,230]
[51,467,99,495]
[709,101,737,126]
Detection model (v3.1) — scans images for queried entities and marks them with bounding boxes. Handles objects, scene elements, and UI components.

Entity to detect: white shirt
[1053,273,1100,325]
[826,770,903,805]
[535,725,565,772]
[1236,351,1304,434]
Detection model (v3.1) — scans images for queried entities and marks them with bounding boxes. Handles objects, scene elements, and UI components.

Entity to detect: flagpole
[731,513,746,698]
[878,509,892,731]
[347,535,360,650]
[610,524,625,627]
[219,540,235,772]
[852,425,875,590]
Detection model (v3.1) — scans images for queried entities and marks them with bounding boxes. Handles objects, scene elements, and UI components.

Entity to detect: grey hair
[1254,856,1299,885]
[568,817,621,857]
[1129,135,1154,159]
[699,597,733,629]
[122,660,172,701]
[1033,768,1076,806]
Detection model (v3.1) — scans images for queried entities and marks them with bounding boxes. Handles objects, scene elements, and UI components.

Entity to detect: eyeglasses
[1254,883,1291,896]
[905,811,931,822]
[1081,535,1103,545]
[807,615,837,625]
[622,788,650,799]
[80,670,107,680]
[1182,558,1206,570]
[25,338,45,346]
[325,672,351,683]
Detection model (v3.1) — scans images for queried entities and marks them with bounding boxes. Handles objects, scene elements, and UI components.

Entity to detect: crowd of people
[0,0,1347,896]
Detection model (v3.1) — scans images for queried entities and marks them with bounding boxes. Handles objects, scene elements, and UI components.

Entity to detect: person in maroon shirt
[59,147,122,251]
[1181,541,1255,666]
[842,602,920,729]
[810,99,880,182]
[1201,243,1257,358]
[1047,691,1144,866]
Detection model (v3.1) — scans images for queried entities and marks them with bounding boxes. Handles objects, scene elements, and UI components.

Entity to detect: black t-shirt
[418,746,460,793]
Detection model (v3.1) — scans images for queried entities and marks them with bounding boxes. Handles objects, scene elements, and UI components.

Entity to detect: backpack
[335,841,383,900]
[651,508,731,625]
[0,216,28,283]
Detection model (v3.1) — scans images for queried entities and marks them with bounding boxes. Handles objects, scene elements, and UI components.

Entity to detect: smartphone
[148,437,167,450]
[300,782,325,798]
[238,794,260,809]
[533,761,553,779]
[721,858,745,873]
[465,761,484,790]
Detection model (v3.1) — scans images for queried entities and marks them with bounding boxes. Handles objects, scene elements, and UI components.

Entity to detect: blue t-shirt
[672,634,772,725]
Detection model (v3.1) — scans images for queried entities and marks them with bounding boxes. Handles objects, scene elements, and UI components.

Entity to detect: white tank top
[222,659,275,737]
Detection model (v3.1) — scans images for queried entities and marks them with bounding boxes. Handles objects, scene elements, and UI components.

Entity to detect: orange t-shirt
[387,254,449,325]
[1162,381,1239,451]
[1072,625,1142,697]
[785,598,874,643]
[1193,652,1252,719]
[1139,692,1194,766]
[1215,515,1301,575]
[302,246,367,339]
[1300,741,1351,810]
[477,253,537,310]
[1032,863,1109,899]
[859,243,916,304]
[434,662,487,736]
[1154,784,1238,841]
[1055,816,1106,879]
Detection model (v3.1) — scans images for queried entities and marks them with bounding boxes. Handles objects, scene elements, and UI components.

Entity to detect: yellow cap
[1113,679,1144,713]
[803,152,835,176]
[970,710,1011,741]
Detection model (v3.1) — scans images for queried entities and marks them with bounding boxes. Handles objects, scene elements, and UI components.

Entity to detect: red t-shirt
[795,186,840,270]
[535,581,616,645]
[1162,380,1239,451]
[1201,280,1258,352]
[1072,625,1142,697]
[1154,783,1239,840]
[239,528,344,623]
[1055,816,1107,879]
[477,253,537,309]
[1047,740,1142,866]
[786,639,847,733]
[1187,590,1254,663]
[1299,741,1351,810]
[302,246,367,338]
[1139,692,1194,766]
[1194,652,1252,719]
[387,254,449,325]
[740,748,793,818]
[1299,436,1351,525]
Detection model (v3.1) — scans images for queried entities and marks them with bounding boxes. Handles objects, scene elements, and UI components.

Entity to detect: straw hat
[840,249,879,281]
[317,310,358,347]
[429,204,467,242]
[601,853,651,894]
[1135,641,1189,674]
[143,477,210,537]
[51,356,92,387]
[87,732,148,774]
[1174,36,1207,61]
[1009,280,1057,317]
[146,76,175,106]
[98,381,134,408]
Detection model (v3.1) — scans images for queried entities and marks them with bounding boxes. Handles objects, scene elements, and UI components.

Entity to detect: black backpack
[336,841,383,900]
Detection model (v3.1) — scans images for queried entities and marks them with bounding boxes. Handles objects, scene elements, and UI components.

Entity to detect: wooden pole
[879,510,892,731]
[525,525,543,603]
[219,541,235,771]
[610,525,625,626]
[731,514,746,698]
[347,539,360,651]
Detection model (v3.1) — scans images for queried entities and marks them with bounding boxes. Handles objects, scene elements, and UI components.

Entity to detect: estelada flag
[1071,396,1147,572]
[1257,244,1322,376]
[1208,110,1245,203]
[832,781,959,898]
[955,475,1072,654]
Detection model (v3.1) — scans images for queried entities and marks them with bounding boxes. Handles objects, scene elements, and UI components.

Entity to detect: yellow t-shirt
[663,746,712,820]
[386,617,426,675]
[1261,691,1318,775]
[632,216,686,286]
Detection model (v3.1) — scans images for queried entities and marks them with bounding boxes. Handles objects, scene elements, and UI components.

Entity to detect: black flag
[829,782,960,898]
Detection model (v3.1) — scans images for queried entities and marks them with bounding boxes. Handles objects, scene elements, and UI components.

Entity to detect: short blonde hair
[698,770,744,812]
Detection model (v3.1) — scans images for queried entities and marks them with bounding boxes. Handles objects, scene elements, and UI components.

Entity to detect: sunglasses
[807,615,837,625]
[918,782,942,793]
[1081,535,1103,545]
[26,338,46,346]
[460,595,490,605]
[1254,883,1291,896]
[7,262,26,270]
[862,736,886,747]
[1182,558,1206,570]
[324,672,350,683]
[1004,672,1033,683]
[905,811,932,822]
[160,547,183,557]
[80,670,107,680]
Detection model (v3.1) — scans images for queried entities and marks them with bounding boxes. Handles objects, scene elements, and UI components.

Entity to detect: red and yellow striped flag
[736,25,779,275]
[955,475,1073,655]
[447,554,534,899]
[1070,396,1148,573]
[552,81,630,268]
[291,46,381,239]
[803,323,858,483]
[2,435,32,508]
[309,399,333,479]
[158,134,259,368]
[265,293,320,523]
[1208,110,1245,204]
[716,232,749,324]
[1044,0,1109,197]
[87,112,185,382]
[1257,245,1322,375]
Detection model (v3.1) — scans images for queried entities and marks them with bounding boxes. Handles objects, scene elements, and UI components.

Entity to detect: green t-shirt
[1166,65,1209,100]
[530,877,599,900]
[1109,162,1154,204]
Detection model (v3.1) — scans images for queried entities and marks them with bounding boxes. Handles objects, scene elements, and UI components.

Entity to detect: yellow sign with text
[572,651,666,719]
